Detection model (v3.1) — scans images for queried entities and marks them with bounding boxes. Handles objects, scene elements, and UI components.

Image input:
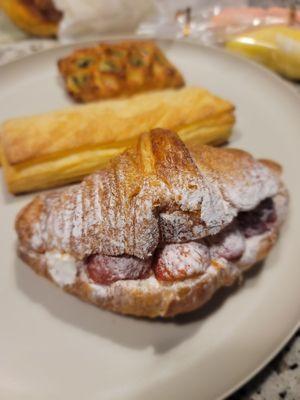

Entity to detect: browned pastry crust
[1,0,62,37]
[21,0,62,23]
[57,41,185,103]
[16,129,288,317]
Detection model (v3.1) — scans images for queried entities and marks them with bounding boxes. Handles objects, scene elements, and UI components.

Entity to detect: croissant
[0,87,235,194]
[16,129,288,318]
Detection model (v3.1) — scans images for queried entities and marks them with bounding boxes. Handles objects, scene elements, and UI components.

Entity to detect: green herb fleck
[76,58,93,68]
[71,75,88,86]
[111,49,126,58]
[130,56,144,67]
[99,60,121,73]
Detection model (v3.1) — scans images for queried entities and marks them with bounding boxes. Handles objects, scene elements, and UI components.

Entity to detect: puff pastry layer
[0,87,235,193]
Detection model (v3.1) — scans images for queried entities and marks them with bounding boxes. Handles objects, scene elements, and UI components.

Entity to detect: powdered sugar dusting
[85,261,239,309]
[237,233,267,270]
[159,210,205,242]
[72,190,83,240]
[18,131,281,262]
[195,173,237,235]
[22,187,287,318]
[154,242,210,281]
[86,253,150,284]
[223,161,279,211]
[46,251,77,287]
[30,218,45,250]
[209,225,245,261]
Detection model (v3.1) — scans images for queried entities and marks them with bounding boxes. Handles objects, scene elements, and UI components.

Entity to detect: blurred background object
[0,0,62,37]
[53,0,153,41]
[226,25,300,80]
[138,0,300,80]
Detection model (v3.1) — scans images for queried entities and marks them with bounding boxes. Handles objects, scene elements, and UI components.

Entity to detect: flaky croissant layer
[16,129,288,317]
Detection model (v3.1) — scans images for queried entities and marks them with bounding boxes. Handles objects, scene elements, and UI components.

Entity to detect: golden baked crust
[15,129,288,317]
[57,41,185,102]
[1,0,62,37]
[0,87,235,193]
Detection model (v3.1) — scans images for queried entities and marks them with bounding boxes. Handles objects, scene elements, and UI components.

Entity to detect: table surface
[0,14,299,400]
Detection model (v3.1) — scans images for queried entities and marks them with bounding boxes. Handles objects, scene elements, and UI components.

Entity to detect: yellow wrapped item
[226,25,300,80]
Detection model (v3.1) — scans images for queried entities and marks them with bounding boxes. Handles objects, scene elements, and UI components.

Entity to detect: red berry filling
[86,198,277,285]
[86,254,151,285]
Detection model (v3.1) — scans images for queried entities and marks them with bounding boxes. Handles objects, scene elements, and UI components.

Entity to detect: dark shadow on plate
[14,250,264,353]
[173,262,264,325]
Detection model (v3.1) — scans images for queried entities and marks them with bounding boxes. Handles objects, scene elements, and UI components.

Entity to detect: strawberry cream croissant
[15,129,288,318]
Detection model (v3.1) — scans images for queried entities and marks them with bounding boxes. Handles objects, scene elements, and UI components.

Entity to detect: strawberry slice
[154,242,210,281]
[86,254,151,285]
[209,226,245,261]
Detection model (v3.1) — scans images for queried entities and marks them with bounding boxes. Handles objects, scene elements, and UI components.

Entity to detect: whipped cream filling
[46,252,77,287]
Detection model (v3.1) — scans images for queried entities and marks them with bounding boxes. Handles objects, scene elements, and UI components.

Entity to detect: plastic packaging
[137,1,250,44]
[225,25,300,80]
[138,1,300,79]
[137,1,300,42]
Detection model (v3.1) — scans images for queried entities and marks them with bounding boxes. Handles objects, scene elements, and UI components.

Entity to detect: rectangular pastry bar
[0,87,235,193]
[58,40,185,102]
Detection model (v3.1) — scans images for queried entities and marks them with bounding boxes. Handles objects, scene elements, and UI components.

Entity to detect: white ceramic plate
[0,38,299,400]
